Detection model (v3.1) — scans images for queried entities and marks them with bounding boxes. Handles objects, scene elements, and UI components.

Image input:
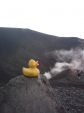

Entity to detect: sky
[0,0,84,39]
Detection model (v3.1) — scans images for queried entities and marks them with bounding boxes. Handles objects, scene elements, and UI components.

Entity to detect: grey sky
[0,0,84,39]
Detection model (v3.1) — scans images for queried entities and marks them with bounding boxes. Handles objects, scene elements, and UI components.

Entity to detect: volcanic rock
[0,75,57,113]
[49,69,84,88]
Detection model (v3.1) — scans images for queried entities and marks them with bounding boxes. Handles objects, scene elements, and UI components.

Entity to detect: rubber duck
[22,59,40,77]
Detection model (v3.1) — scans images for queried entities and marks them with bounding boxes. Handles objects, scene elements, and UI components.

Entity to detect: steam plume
[44,49,84,79]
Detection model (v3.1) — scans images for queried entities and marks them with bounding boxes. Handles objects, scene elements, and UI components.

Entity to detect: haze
[0,0,84,39]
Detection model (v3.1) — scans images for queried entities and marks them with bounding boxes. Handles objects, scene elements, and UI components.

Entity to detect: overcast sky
[0,0,84,39]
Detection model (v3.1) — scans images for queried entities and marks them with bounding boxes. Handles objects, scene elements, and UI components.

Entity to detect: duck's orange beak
[36,61,39,66]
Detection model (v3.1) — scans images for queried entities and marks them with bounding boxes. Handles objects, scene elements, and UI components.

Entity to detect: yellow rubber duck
[22,59,40,77]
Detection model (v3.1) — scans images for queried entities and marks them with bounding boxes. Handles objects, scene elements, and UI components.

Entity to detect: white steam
[51,62,71,75]
[44,72,51,79]
[44,49,84,79]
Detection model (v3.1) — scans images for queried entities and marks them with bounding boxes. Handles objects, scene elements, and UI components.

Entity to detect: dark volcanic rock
[49,69,84,88]
[53,87,84,113]
[0,75,57,113]
[49,70,84,113]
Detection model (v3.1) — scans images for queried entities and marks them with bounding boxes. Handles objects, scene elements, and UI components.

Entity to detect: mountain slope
[0,27,84,85]
[0,75,57,113]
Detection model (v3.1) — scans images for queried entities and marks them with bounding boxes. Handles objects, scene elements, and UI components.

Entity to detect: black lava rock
[0,75,57,113]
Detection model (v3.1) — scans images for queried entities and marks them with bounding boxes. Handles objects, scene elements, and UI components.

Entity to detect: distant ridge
[0,27,84,85]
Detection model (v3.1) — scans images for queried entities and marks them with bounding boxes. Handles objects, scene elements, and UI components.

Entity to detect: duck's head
[28,59,39,68]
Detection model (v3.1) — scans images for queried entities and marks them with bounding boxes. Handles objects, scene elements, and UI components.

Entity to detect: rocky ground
[49,70,84,113]
[0,75,57,113]
[0,74,84,113]
[53,86,84,113]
